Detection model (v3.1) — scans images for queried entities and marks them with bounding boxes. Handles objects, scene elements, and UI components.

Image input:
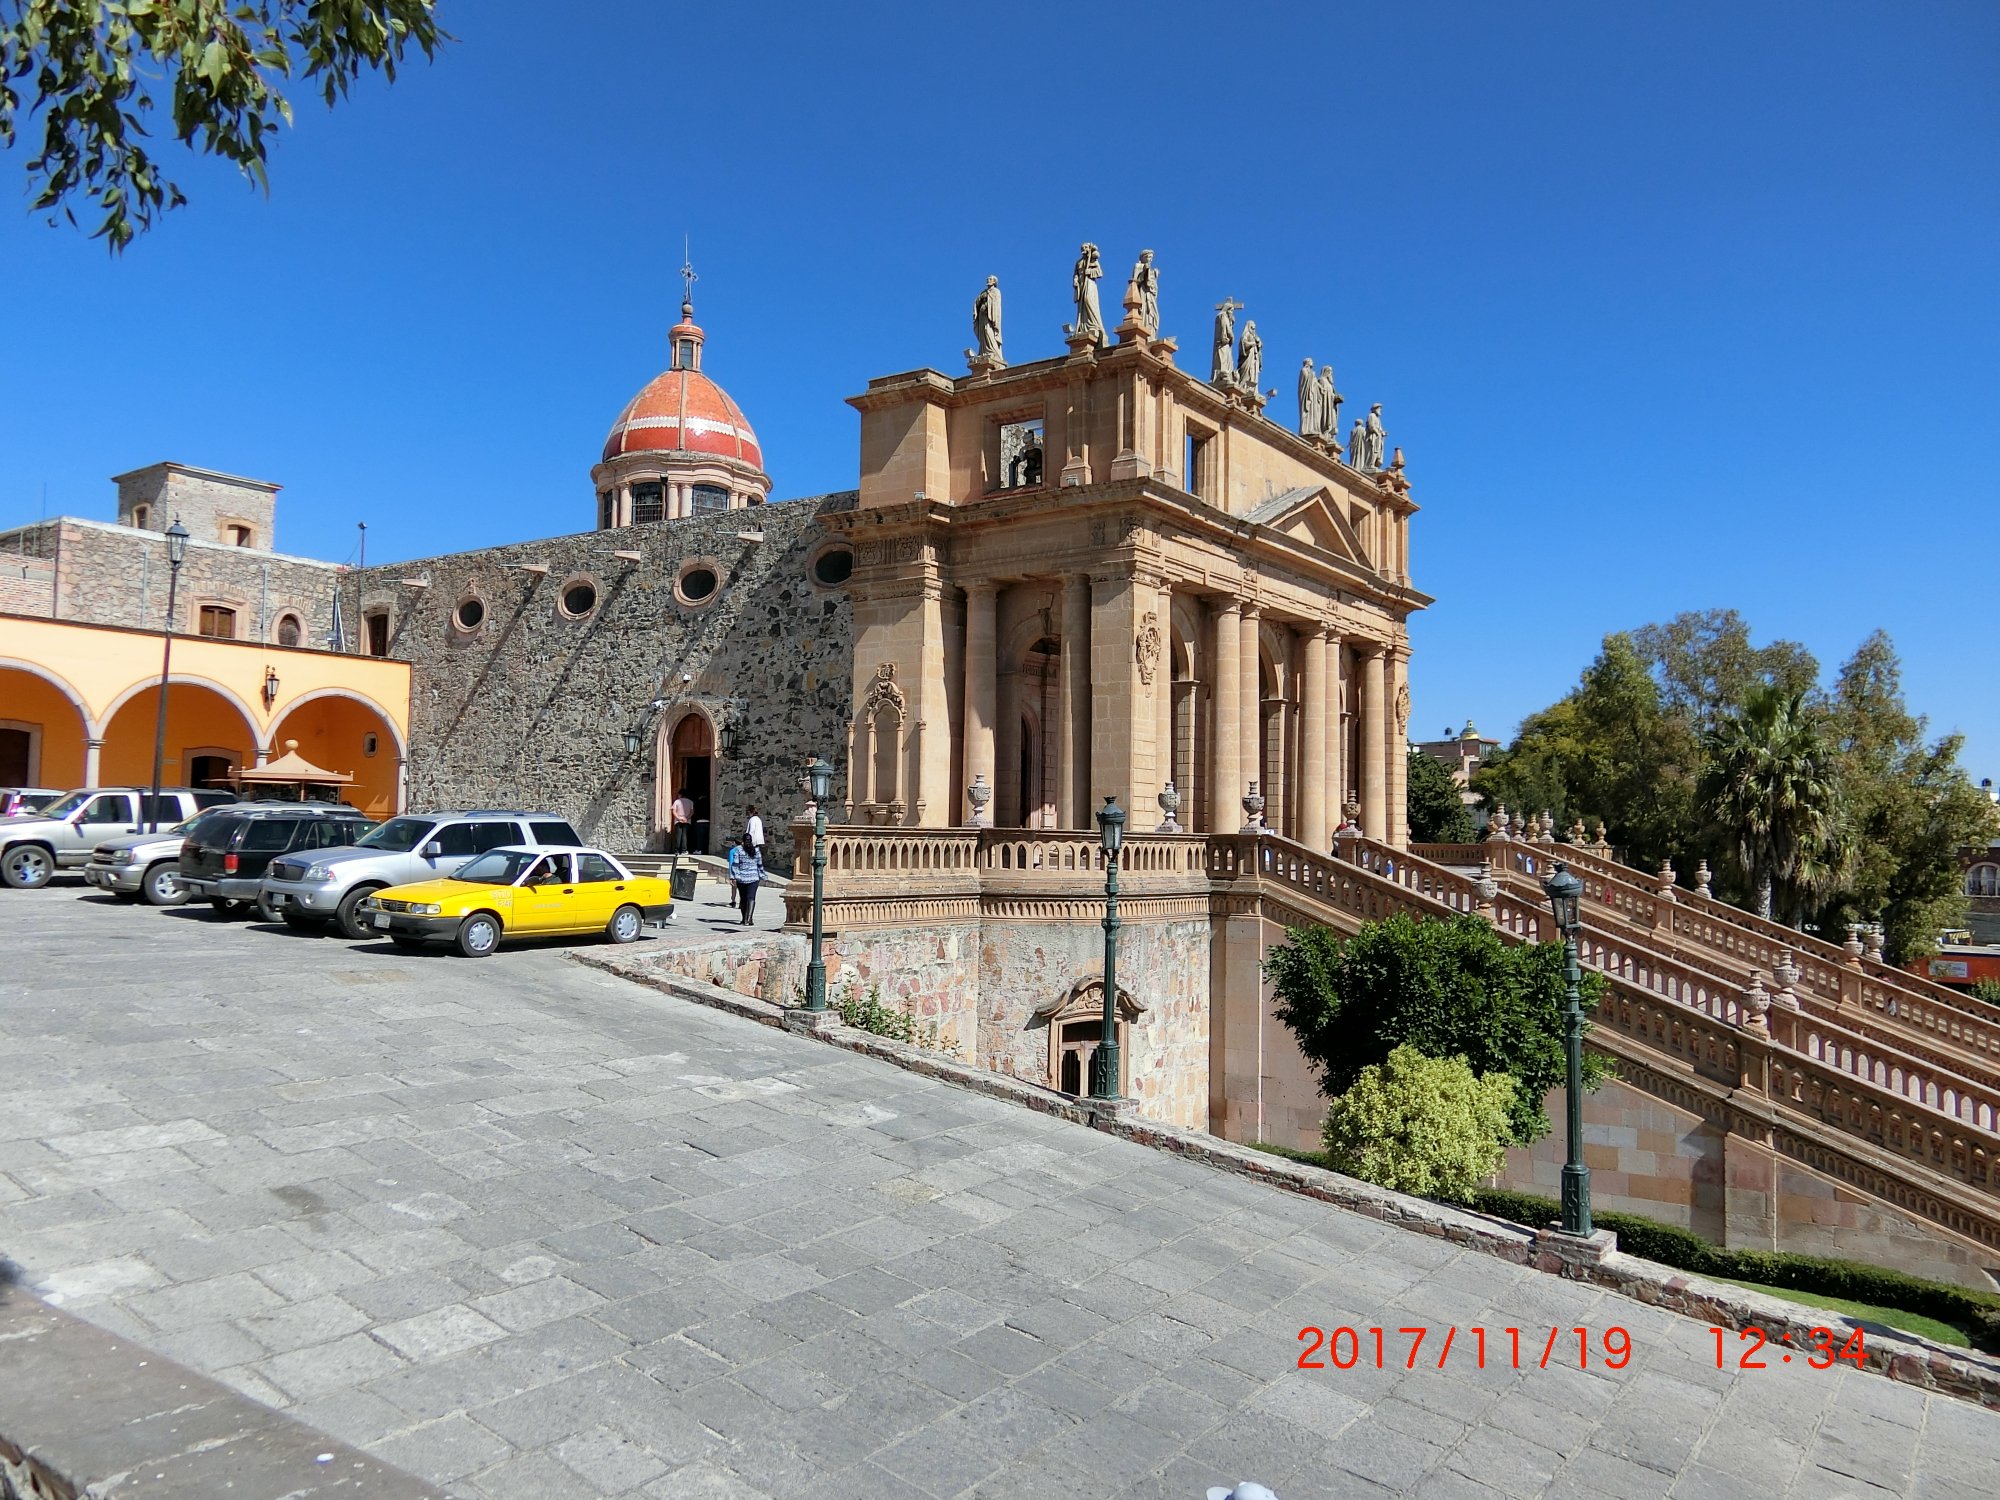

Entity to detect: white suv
[258,809,583,938]
[1,787,236,890]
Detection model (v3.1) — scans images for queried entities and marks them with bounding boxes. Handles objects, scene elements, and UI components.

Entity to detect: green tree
[1322,1045,1517,1202]
[1972,978,2000,1007]
[1407,748,1475,843]
[1812,632,1999,961]
[1631,609,1820,734]
[1697,684,1848,923]
[1264,912,1611,1146]
[1470,633,1697,867]
[1,0,446,248]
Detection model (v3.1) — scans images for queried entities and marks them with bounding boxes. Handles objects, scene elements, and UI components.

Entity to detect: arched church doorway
[665,713,713,854]
[1015,638,1059,827]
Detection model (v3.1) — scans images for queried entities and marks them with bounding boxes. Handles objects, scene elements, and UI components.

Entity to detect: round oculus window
[561,580,598,617]
[812,548,854,586]
[455,596,485,630]
[678,566,718,603]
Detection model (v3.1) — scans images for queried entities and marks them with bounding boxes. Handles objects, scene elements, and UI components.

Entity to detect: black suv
[178,804,375,914]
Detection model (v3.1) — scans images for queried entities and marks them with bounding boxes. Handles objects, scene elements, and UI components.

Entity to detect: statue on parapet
[1363,403,1387,470]
[1211,298,1242,387]
[1317,364,1342,444]
[1069,243,1106,347]
[1129,249,1159,336]
[1297,358,1320,437]
[1346,416,1366,468]
[968,276,1003,367]
[1236,319,1263,399]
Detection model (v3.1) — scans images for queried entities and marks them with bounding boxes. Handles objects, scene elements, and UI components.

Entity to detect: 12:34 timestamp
[1712,1325,1865,1369]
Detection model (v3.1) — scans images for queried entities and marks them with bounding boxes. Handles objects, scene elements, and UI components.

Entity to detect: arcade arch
[269,690,403,817]
[98,679,259,790]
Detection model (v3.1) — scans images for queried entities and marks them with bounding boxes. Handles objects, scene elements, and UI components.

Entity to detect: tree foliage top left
[0,0,446,248]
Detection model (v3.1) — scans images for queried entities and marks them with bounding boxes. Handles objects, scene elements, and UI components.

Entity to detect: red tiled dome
[601,317,763,469]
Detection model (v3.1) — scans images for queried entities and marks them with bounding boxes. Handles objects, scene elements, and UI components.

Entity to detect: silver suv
[258,810,584,938]
[82,802,296,906]
[2,787,236,890]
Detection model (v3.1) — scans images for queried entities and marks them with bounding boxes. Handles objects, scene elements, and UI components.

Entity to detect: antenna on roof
[358,521,367,569]
[679,234,698,320]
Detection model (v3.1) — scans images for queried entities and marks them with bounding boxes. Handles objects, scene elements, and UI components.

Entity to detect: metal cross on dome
[679,236,698,318]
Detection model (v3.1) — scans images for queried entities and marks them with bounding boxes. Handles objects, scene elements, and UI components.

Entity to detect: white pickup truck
[0,787,236,890]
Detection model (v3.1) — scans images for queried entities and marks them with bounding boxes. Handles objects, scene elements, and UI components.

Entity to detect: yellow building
[0,614,409,817]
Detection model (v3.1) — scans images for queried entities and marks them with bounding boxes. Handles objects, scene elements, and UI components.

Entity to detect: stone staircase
[1226,830,2000,1268]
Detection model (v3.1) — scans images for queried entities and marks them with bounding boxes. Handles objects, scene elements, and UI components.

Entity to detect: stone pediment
[1246,485,1371,567]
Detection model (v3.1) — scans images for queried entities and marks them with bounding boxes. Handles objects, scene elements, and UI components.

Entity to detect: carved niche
[862,661,907,723]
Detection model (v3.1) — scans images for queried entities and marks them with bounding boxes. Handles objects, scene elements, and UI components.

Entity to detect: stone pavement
[0,885,1993,1500]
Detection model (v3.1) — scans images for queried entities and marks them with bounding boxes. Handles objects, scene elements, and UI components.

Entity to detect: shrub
[1322,1046,1517,1202]
[834,982,956,1056]
[1970,977,2000,1007]
[1266,913,1612,1145]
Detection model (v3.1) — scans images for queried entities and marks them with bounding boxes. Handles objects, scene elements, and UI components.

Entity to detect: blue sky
[2,2,1994,776]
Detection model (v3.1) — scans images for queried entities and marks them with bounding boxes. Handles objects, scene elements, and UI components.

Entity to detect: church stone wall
[349,494,856,869]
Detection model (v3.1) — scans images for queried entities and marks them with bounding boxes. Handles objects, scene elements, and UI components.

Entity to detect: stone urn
[1472,858,1500,909]
[1241,781,1266,833]
[1656,859,1678,902]
[1741,972,1772,1033]
[1156,779,1182,833]
[1865,924,1886,961]
[1772,948,1803,1010]
[966,773,993,827]
[1489,804,1512,840]
[1843,923,1866,964]
[1341,791,1362,830]
[1693,859,1713,899]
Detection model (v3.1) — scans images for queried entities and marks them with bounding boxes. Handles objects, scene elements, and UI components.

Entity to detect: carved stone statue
[971,276,1002,360]
[1070,243,1105,347]
[1236,320,1263,396]
[1363,403,1386,471]
[1130,249,1159,336]
[1317,365,1342,442]
[1346,417,1366,468]
[1211,299,1242,386]
[1297,359,1320,437]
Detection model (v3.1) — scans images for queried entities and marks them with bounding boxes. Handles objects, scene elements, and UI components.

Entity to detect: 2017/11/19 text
[1295,1326,1632,1371]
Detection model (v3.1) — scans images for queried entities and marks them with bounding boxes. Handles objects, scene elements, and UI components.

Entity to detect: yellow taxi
[357,846,673,957]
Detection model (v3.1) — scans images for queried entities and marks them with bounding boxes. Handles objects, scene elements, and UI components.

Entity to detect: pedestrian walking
[744,805,765,863]
[669,787,694,854]
[727,835,763,927]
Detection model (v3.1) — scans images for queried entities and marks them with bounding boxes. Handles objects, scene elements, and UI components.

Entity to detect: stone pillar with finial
[1843,923,1866,968]
[1656,858,1678,903]
[1241,781,1266,834]
[1694,859,1713,899]
[1865,923,1886,962]
[1490,805,1512,841]
[1472,858,1499,918]
[1537,811,1556,845]
[1568,817,1588,846]
[1156,780,1181,833]
[1772,949,1803,1010]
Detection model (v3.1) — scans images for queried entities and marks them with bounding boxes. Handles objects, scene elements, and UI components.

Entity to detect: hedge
[1245,1147,2000,1355]
[1466,1188,2000,1355]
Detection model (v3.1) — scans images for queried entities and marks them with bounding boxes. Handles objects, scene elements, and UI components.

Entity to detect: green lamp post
[1092,795,1125,1100]
[1542,860,1592,1236]
[804,755,834,1011]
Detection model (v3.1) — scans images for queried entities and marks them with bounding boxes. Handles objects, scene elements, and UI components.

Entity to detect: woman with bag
[727,835,763,927]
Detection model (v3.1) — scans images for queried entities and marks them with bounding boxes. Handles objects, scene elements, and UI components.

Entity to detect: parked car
[82,807,242,905]
[257,809,584,938]
[177,804,375,914]
[1,787,237,890]
[1,788,61,817]
[359,846,672,957]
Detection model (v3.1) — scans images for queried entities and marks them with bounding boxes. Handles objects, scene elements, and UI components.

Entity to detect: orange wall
[272,697,399,817]
[99,684,258,787]
[0,668,89,788]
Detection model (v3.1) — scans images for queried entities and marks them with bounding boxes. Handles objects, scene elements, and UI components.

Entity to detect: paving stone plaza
[1,888,1993,1498]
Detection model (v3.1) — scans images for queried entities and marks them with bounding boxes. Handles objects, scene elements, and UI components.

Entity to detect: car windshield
[452,850,541,884]
[38,791,90,818]
[355,817,433,853]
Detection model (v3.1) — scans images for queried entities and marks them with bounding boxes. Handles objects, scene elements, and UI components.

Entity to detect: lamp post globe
[804,755,835,1011]
[1541,860,1592,1236]
[1091,796,1126,1100]
[147,519,192,835]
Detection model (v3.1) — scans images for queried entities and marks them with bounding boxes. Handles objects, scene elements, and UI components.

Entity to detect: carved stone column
[1359,643,1387,839]
[996,661,1021,828]
[1058,574,1090,828]
[963,582,998,826]
[1239,604,1262,817]
[1152,582,1173,825]
[1301,625,1329,849]
[1211,598,1242,836]
[1330,636,1347,832]
[1388,645,1411,849]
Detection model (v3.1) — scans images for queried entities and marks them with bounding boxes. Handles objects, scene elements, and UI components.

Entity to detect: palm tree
[1698,685,1848,923]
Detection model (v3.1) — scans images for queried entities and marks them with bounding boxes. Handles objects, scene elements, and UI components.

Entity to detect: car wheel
[334,886,381,941]
[282,910,326,931]
[2,845,53,890]
[454,912,501,958]
[606,904,643,945]
[141,863,187,906]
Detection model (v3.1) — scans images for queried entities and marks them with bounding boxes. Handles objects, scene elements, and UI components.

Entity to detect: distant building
[1412,719,1499,822]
